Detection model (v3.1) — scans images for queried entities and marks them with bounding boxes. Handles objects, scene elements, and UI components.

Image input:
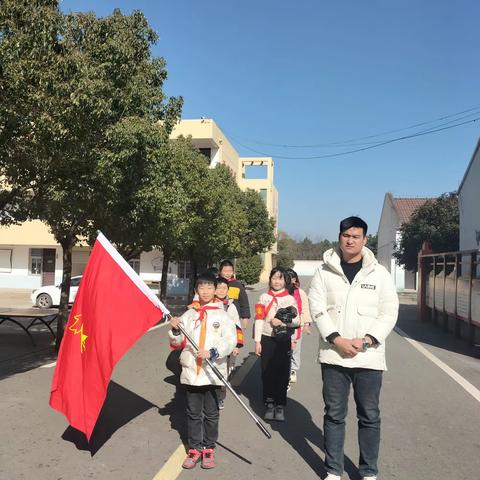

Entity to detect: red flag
[49,232,168,441]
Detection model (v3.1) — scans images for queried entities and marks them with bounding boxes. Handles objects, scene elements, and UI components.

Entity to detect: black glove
[274,306,298,324]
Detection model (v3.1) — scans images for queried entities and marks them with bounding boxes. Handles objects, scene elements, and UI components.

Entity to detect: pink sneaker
[182,449,201,469]
[201,448,216,469]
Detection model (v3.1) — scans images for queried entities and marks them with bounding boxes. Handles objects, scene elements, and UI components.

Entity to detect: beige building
[171,119,278,281]
[0,119,278,290]
[0,220,90,289]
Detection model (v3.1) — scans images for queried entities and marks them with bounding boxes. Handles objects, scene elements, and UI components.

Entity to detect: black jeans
[321,364,383,477]
[260,334,292,406]
[185,385,220,450]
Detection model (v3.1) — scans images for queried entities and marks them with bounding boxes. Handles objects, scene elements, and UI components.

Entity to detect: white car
[31,276,82,309]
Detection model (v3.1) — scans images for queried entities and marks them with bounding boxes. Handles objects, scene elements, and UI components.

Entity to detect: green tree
[276,231,296,269]
[238,189,275,257]
[180,164,249,298]
[92,117,172,261]
[155,136,210,301]
[236,254,263,285]
[367,233,378,256]
[0,2,181,345]
[394,193,459,272]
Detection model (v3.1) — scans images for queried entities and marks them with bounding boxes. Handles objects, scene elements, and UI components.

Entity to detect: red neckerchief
[264,289,289,318]
[214,296,229,306]
[228,277,236,282]
[193,304,220,327]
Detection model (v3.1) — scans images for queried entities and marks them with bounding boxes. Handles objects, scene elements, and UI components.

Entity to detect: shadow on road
[157,374,188,446]
[397,304,480,359]
[236,356,361,480]
[0,331,57,380]
[61,381,157,456]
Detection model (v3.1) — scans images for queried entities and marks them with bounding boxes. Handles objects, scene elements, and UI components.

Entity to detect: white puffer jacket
[308,247,399,370]
[168,303,237,386]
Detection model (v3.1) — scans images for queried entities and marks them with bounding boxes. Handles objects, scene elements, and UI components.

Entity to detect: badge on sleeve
[255,303,266,320]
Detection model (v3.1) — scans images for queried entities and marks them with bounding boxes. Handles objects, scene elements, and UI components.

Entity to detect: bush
[236,255,263,285]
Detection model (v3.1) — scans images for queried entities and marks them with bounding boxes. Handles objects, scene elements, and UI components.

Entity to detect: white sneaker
[290,370,297,383]
[324,474,341,480]
[362,477,377,480]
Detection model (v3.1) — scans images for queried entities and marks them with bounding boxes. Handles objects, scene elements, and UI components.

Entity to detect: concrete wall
[0,220,57,246]
[459,145,480,251]
[293,260,323,277]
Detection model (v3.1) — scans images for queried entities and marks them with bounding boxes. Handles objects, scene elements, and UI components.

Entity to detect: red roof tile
[393,197,434,224]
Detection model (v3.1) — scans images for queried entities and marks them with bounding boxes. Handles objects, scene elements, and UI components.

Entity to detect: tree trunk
[55,238,74,351]
[187,257,198,303]
[160,250,170,302]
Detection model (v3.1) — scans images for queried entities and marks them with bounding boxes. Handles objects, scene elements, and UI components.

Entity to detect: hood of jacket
[322,246,377,277]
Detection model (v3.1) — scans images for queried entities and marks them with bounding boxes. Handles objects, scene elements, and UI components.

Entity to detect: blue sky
[60,0,480,240]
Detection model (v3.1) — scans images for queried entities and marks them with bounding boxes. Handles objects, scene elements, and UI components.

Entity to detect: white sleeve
[167,310,193,346]
[216,314,237,358]
[367,269,399,344]
[308,268,338,341]
[228,303,241,328]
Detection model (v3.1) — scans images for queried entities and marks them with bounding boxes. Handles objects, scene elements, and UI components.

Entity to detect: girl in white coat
[254,267,300,421]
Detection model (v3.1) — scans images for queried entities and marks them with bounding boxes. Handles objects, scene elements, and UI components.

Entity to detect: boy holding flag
[169,272,236,469]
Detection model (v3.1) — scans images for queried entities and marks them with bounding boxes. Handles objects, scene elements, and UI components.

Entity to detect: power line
[232,116,480,160]
[229,106,480,149]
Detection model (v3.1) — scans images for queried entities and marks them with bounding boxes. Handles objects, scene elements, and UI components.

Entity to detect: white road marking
[151,352,258,479]
[395,327,480,403]
[40,361,57,368]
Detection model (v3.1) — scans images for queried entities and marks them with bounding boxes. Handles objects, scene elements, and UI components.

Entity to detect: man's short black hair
[194,272,218,289]
[339,216,368,236]
[219,260,234,271]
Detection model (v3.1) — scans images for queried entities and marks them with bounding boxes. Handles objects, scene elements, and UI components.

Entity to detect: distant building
[377,193,434,290]
[458,138,480,252]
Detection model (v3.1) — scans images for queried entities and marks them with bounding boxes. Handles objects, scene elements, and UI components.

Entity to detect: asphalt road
[1,281,480,480]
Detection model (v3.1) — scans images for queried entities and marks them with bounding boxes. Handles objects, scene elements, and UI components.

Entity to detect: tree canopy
[394,192,459,272]
[276,231,339,268]
[0,1,181,343]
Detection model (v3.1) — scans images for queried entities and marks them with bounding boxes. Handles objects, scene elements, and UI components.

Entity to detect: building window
[259,188,268,204]
[128,258,140,275]
[198,148,211,163]
[177,260,191,279]
[30,248,43,275]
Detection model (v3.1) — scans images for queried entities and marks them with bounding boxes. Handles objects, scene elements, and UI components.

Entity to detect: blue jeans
[321,364,383,477]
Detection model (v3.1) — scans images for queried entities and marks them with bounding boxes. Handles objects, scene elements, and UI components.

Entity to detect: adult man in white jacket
[309,216,399,480]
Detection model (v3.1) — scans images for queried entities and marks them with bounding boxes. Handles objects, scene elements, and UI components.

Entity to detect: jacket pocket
[356,306,378,337]
[357,306,378,317]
